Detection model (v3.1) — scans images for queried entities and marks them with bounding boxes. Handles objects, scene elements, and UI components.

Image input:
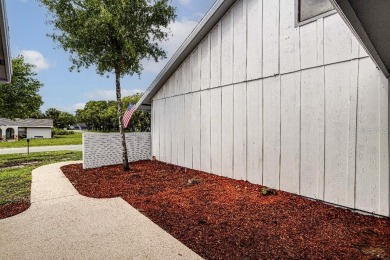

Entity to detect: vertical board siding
[347,60,359,208]
[280,72,300,194]
[165,98,172,164]
[316,19,324,66]
[300,67,325,199]
[166,76,173,98]
[171,96,178,165]
[182,58,192,94]
[324,14,359,65]
[379,73,389,216]
[211,88,222,175]
[246,79,263,184]
[233,0,247,83]
[221,10,234,86]
[192,91,201,170]
[201,90,211,173]
[356,58,381,214]
[262,0,279,77]
[359,45,369,58]
[280,0,300,74]
[156,100,161,159]
[324,62,356,205]
[151,101,155,157]
[221,85,234,178]
[191,48,201,92]
[233,83,247,180]
[300,20,324,70]
[210,23,221,89]
[201,36,211,91]
[160,99,166,162]
[263,76,281,189]
[152,101,158,158]
[177,95,185,167]
[150,2,390,217]
[184,94,193,168]
[175,66,183,96]
[246,0,262,80]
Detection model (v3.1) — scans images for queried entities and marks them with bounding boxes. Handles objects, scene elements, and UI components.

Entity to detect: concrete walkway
[0,145,82,155]
[0,162,201,260]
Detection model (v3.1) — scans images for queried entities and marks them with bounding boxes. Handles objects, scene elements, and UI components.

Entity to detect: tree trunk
[115,68,130,170]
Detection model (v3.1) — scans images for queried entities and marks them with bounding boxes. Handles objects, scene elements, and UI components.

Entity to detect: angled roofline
[135,0,237,111]
[329,0,389,78]
[0,0,11,83]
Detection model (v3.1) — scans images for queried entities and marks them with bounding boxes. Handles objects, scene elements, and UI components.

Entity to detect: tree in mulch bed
[61,161,390,260]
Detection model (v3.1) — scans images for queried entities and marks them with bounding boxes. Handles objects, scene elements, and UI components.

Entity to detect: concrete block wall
[83,132,151,169]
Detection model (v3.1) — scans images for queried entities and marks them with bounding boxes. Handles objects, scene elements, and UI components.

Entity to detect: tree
[57,111,76,129]
[76,100,114,131]
[0,56,43,119]
[40,0,176,170]
[45,107,61,127]
[75,93,151,132]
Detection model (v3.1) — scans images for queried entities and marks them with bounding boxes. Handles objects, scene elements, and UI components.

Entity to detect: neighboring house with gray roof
[0,118,53,141]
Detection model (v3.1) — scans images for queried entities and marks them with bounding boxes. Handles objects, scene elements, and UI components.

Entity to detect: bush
[52,128,74,135]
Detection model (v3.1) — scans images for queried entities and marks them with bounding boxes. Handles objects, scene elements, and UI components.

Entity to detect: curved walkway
[0,145,82,155]
[0,161,201,259]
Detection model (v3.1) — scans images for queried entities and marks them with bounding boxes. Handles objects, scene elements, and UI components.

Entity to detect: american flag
[123,103,136,129]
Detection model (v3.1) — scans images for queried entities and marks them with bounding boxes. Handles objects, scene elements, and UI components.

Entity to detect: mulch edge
[0,201,31,219]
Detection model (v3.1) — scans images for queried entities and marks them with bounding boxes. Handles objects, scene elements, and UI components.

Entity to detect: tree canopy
[40,0,176,76]
[75,93,150,132]
[0,56,44,119]
[39,0,176,170]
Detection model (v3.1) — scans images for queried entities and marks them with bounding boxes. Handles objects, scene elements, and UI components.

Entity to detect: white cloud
[178,0,191,6]
[19,50,51,72]
[58,103,86,114]
[143,18,198,73]
[85,88,144,100]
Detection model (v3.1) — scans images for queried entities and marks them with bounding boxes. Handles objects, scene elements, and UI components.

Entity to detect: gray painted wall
[151,0,389,217]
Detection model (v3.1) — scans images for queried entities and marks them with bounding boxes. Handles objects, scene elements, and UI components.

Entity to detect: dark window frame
[295,0,337,27]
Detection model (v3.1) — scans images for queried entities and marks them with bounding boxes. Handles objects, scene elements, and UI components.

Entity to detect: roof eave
[0,0,11,83]
[329,0,390,78]
[135,0,237,111]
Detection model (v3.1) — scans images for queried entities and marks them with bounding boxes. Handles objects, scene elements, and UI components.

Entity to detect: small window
[297,0,335,25]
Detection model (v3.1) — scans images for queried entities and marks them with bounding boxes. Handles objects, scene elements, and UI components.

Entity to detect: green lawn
[0,133,82,149]
[0,151,82,205]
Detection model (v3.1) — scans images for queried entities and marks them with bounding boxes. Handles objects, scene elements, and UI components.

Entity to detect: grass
[0,133,82,149]
[0,151,82,205]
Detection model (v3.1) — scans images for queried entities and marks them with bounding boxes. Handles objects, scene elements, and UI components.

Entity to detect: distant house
[135,0,390,217]
[76,123,88,130]
[0,118,53,141]
[68,123,88,131]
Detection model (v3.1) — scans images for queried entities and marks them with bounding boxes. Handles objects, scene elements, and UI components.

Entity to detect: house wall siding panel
[149,2,389,217]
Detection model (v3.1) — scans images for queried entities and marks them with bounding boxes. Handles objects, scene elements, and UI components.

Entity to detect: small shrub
[260,187,277,196]
[187,178,202,186]
[52,128,74,135]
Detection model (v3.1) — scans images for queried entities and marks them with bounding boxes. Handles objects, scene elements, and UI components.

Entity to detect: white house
[0,118,53,141]
[136,0,389,217]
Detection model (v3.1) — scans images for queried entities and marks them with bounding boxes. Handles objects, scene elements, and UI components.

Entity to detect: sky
[7,0,216,114]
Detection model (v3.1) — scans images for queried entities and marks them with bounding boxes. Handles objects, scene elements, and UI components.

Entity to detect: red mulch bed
[61,160,390,259]
[0,201,30,219]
